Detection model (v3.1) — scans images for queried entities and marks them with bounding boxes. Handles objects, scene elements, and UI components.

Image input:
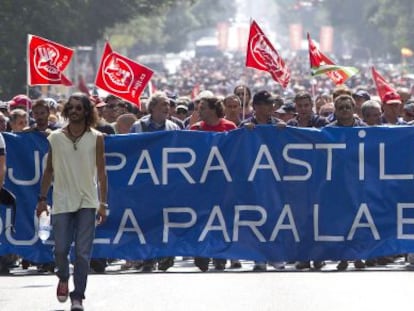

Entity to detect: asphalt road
[0,258,413,311]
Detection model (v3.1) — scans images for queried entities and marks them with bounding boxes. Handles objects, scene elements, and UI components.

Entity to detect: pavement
[0,257,413,311]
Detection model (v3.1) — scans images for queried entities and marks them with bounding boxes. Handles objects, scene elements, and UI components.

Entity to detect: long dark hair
[62,92,98,128]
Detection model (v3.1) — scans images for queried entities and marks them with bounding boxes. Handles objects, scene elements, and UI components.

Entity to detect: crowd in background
[1,52,414,274]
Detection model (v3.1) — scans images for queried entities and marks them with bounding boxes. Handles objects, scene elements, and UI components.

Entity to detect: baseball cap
[9,94,32,110]
[176,104,188,112]
[383,91,402,105]
[276,102,296,114]
[195,90,214,101]
[253,90,275,105]
[353,90,371,101]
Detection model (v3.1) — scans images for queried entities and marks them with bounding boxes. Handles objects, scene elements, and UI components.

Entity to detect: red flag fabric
[307,33,352,85]
[77,74,91,96]
[95,42,154,106]
[245,20,290,88]
[27,34,73,86]
[371,66,397,101]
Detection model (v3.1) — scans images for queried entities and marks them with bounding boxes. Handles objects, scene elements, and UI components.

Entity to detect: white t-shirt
[48,128,100,215]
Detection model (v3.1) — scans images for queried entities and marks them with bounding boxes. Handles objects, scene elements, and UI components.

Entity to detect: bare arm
[96,134,108,224]
[36,143,53,217]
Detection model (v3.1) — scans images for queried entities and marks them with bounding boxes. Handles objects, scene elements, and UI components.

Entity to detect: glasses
[67,104,83,111]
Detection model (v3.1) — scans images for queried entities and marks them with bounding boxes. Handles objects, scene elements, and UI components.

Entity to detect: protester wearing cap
[9,94,32,111]
[352,89,371,118]
[175,104,189,121]
[0,101,9,118]
[381,91,406,125]
[239,90,286,272]
[274,102,296,122]
[240,90,285,129]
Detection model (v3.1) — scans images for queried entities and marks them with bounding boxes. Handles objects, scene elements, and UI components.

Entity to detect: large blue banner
[1,126,414,263]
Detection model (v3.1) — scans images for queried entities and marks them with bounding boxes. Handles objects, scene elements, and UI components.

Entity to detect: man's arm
[96,134,108,224]
[36,143,53,217]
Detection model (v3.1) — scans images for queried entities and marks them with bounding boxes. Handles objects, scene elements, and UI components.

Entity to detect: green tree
[0,0,188,98]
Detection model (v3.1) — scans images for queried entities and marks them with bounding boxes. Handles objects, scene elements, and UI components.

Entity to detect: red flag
[371,66,397,101]
[245,20,290,88]
[191,83,200,100]
[77,74,91,96]
[307,33,354,85]
[95,42,154,106]
[27,34,73,86]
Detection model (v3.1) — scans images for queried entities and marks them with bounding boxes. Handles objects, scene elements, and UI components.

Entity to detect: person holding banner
[239,90,286,272]
[130,91,180,272]
[327,94,367,270]
[36,92,108,311]
[190,95,237,271]
[287,91,329,128]
[0,132,8,274]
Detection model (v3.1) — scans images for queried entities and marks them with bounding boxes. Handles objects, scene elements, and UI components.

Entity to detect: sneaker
[230,260,242,269]
[313,261,325,270]
[336,260,348,271]
[56,280,69,303]
[71,298,84,311]
[253,262,267,272]
[158,257,174,271]
[354,260,366,269]
[295,261,311,270]
[194,257,209,272]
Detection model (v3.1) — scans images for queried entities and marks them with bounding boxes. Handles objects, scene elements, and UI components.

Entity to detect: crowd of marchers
[1,53,414,274]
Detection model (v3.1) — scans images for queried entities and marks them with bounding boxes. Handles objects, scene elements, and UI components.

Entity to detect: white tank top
[48,128,100,215]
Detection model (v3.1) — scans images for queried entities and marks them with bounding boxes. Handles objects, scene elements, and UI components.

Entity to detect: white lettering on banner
[112,208,146,244]
[347,203,380,240]
[198,205,230,242]
[163,207,196,243]
[380,143,414,180]
[358,130,366,181]
[162,148,196,185]
[5,211,38,246]
[314,143,347,181]
[105,152,127,171]
[282,144,313,181]
[248,145,281,181]
[8,150,43,185]
[199,146,232,183]
[397,203,414,239]
[269,204,300,242]
[232,205,267,242]
[314,204,344,241]
[128,150,160,185]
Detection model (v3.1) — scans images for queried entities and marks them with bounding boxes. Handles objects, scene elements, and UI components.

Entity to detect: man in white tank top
[36,92,108,311]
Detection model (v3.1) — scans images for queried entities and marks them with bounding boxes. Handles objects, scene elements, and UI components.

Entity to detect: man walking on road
[36,92,108,311]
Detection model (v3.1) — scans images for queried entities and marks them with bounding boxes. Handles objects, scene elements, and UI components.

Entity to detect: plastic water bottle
[38,208,51,242]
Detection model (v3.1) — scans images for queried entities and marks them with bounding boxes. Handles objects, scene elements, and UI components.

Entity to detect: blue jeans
[52,208,96,300]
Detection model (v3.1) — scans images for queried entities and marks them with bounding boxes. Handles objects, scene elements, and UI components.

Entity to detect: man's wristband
[38,195,47,202]
[100,202,108,208]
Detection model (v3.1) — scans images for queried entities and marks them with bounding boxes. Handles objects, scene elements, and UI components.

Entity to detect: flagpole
[242,87,246,121]
[26,35,31,120]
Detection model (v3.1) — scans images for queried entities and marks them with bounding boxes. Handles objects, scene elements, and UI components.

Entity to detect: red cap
[383,91,401,105]
[9,94,32,110]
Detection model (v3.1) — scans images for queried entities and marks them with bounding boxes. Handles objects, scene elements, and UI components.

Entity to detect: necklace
[67,125,86,150]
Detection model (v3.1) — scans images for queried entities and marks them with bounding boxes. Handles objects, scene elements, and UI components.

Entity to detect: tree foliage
[274,0,414,62]
[0,0,191,98]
